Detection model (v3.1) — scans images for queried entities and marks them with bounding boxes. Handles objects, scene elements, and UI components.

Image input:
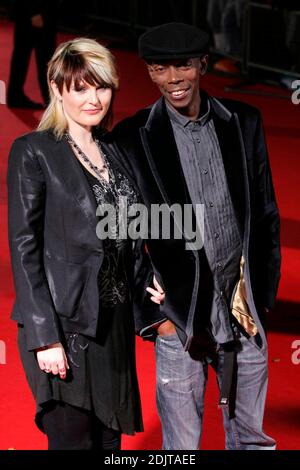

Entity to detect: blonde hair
[38,38,119,139]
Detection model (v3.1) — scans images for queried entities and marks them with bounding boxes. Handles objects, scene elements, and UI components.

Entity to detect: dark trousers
[41,402,121,450]
[7,19,56,104]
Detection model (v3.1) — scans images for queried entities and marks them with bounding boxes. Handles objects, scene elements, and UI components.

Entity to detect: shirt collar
[166,93,211,128]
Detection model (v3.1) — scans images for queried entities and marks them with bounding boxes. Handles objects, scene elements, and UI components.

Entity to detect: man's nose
[167,66,182,83]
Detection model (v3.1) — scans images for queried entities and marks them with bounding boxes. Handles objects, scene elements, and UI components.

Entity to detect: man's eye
[149,65,165,73]
[178,62,192,70]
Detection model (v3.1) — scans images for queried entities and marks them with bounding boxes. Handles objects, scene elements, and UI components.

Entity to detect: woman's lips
[83,108,101,115]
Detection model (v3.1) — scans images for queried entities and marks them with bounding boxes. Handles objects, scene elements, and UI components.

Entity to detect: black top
[82,160,138,311]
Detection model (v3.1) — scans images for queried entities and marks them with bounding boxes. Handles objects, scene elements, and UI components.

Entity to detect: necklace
[65,132,109,181]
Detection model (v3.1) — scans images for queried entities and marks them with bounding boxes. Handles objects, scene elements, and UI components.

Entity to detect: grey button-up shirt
[166,96,243,344]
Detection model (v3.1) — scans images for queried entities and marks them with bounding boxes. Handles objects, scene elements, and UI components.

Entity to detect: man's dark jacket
[111,93,281,350]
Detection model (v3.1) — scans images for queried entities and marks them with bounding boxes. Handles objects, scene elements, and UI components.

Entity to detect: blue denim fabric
[155,328,276,450]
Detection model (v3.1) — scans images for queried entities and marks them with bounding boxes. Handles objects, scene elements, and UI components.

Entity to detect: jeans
[155,326,276,450]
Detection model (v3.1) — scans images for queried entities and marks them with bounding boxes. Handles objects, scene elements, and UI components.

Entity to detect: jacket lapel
[101,139,141,195]
[209,96,247,236]
[140,97,191,207]
[52,136,99,237]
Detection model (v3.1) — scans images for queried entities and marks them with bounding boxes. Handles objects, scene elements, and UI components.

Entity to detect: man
[112,23,281,450]
[7,0,57,108]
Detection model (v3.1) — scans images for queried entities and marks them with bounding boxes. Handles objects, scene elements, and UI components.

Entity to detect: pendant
[99,164,108,174]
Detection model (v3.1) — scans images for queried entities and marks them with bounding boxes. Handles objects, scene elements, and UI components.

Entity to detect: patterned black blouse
[82,155,139,309]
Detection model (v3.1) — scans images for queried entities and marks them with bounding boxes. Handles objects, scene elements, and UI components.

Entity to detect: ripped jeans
[155,326,276,450]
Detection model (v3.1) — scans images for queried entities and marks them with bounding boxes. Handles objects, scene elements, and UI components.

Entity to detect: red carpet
[0,19,300,450]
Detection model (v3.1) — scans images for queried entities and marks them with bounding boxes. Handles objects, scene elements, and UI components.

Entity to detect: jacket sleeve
[27,0,44,18]
[110,133,168,338]
[132,239,167,341]
[252,112,281,310]
[7,137,61,351]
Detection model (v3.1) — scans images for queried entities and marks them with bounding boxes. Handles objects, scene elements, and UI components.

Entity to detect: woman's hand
[146,275,165,305]
[36,342,69,380]
[31,14,44,29]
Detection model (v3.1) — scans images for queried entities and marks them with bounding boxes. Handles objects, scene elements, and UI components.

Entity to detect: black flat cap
[138,22,209,61]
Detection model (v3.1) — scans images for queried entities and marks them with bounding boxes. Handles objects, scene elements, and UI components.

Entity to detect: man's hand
[156,319,177,336]
[146,276,176,336]
[31,14,44,29]
[146,275,165,304]
[36,342,69,379]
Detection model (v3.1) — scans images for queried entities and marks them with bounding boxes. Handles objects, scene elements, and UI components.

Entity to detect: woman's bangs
[63,57,110,91]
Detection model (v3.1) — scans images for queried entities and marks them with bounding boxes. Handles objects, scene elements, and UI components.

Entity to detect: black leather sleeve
[133,239,167,340]
[252,113,281,310]
[7,137,61,351]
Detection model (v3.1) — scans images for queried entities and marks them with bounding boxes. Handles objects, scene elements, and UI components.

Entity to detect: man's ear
[146,64,157,83]
[146,63,155,74]
[199,55,209,76]
[50,80,62,101]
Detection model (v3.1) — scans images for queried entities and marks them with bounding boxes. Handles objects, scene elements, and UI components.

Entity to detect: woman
[7,38,163,450]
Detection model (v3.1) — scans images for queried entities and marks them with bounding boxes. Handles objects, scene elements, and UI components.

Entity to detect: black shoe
[7,94,45,110]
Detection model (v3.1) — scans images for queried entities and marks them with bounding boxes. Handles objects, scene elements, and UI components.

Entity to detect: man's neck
[167,93,201,122]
